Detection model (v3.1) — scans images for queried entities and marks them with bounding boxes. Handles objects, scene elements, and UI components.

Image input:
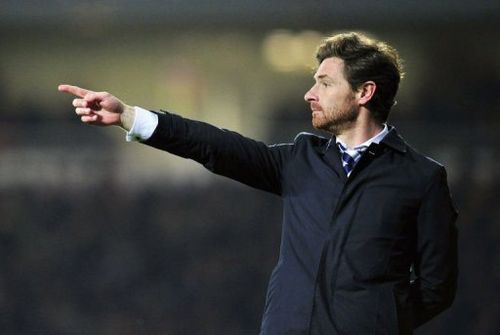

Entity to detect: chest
[281,150,423,237]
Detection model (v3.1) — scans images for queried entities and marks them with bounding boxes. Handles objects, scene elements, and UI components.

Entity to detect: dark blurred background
[1,1,499,334]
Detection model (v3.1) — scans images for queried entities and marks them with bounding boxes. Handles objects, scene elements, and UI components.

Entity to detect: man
[59,32,458,335]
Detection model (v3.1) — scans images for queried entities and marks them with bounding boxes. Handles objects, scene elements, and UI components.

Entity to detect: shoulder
[291,132,330,156]
[267,132,329,158]
[384,126,446,176]
[402,143,450,187]
[405,144,444,170]
[292,131,329,146]
[383,127,450,188]
[269,131,328,149]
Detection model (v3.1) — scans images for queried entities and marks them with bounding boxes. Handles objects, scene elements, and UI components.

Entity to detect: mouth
[311,107,323,117]
[310,103,322,114]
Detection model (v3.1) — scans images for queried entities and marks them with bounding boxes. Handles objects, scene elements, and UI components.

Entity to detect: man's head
[304,32,404,133]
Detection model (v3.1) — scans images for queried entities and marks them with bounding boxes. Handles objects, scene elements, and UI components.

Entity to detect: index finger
[58,84,93,98]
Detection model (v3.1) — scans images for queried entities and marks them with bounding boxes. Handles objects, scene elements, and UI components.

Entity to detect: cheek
[322,99,339,114]
[321,92,341,107]
[328,92,354,110]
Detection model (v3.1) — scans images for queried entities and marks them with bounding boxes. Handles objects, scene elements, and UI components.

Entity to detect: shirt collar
[335,124,389,151]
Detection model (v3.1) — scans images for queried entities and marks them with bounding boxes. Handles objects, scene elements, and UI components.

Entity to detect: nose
[304,85,317,102]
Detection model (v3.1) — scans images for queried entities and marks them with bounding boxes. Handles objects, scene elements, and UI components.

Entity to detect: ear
[356,81,376,106]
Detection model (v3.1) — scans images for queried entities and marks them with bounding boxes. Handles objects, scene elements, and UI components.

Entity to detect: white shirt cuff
[126,106,159,142]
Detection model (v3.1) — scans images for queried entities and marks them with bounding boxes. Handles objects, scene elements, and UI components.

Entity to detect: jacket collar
[381,125,407,153]
[323,125,407,154]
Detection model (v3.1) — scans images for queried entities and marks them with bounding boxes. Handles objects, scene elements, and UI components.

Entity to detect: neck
[335,111,383,148]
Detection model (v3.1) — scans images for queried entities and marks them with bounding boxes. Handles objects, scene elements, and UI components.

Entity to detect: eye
[321,82,330,88]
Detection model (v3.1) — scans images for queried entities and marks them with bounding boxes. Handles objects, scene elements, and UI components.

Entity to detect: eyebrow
[314,74,333,81]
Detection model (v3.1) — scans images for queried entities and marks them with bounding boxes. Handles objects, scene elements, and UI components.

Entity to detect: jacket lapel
[321,137,347,181]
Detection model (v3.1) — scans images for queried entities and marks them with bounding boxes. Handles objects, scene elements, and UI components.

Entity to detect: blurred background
[1,1,499,334]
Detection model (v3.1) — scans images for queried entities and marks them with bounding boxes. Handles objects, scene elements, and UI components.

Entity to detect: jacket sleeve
[142,110,292,195]
[411,166,458,328]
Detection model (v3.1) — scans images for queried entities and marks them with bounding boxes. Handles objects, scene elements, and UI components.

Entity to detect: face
[304,57,359,135]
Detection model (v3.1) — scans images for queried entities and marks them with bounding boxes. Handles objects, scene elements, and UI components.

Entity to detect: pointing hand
[58,84,134,129]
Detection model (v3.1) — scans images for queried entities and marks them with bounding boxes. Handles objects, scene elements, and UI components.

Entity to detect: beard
[311,104,359,135]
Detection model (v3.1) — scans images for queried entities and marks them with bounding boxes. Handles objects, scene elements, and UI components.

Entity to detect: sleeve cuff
[126,106,159,142]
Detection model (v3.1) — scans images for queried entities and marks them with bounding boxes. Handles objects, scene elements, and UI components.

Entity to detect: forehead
[314,57,345,79]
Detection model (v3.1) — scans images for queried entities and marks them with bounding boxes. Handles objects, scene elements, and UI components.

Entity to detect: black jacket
[143,111,458,335]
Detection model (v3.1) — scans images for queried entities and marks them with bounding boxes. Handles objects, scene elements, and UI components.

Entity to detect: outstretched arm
[58,84,136,130]
[143,111,291,194]
[58,84,291,195]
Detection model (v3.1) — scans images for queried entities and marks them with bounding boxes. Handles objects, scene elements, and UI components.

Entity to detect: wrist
[120,105,136,131]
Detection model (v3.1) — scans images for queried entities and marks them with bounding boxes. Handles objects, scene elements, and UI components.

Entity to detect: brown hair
[316,32,404,122]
